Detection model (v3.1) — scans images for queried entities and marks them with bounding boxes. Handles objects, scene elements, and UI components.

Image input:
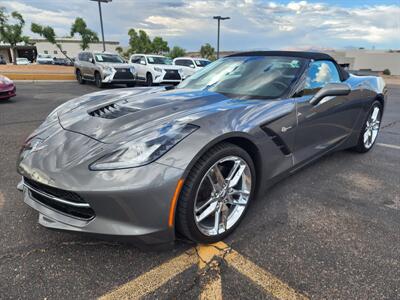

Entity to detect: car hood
[150,64,180,70]
[97,62,134,68]
[58,87,262,144]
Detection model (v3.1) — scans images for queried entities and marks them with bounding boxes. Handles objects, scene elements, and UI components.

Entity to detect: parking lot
[0,82,399,299]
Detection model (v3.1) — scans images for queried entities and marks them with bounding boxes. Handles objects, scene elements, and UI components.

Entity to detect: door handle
[281,126,292,133]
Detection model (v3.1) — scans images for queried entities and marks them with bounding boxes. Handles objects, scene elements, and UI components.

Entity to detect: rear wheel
[76,69,85,84]
[176,143,255,243]
[353,101,382,153]
[146,73,153,86]
[95,72,103,88]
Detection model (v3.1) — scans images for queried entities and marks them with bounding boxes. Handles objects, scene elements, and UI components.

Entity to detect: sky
[0,0,399,51]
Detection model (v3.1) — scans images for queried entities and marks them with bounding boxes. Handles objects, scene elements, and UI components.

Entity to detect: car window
[175,59,193,67]
[94,53,123,63]
[147,56,172,65]
[131,56,140,63]
[195,60,211,67]
[303,60,341,94]
[178,56,306,99]
[140,56,146,64]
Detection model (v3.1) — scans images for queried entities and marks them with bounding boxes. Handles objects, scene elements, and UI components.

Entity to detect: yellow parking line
[225,249,308,300]
[200,274,222,300]
[99,251,197,300]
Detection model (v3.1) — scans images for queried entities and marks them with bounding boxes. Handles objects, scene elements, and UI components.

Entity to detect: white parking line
[377,143,400,150]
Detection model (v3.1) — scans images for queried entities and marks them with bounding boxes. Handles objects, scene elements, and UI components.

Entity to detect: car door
[293,60,361,165]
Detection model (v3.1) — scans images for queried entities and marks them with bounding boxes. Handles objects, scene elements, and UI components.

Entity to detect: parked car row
[74,51,211,88]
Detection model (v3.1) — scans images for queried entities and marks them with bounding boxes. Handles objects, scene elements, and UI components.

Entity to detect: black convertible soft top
[227,50,349,81]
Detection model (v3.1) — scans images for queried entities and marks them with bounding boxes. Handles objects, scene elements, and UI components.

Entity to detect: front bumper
[102,68,137,84]
[0,85,16,99]
[18,153,185,245]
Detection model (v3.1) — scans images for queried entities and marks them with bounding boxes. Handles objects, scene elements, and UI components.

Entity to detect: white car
[16,58,30,65]
[36,54,54,65]
[173,57,211,77]
[129,54,183,86]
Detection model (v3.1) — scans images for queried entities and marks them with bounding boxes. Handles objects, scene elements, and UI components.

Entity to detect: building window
[54,50,58,54]
[44,50,48,54]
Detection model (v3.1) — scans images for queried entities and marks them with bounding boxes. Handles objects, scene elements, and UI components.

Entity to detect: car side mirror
[310,83,351,105]
[189,64,195,68]
[140,61,146,65]
[89,58,95,64]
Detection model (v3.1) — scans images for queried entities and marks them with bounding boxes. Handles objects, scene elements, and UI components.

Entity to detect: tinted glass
[175,59,193,67]
[304,60,341,94]
[178,56,305,99]
[195,59,211,67]
[147,56,172,65]
[94,53,123,63]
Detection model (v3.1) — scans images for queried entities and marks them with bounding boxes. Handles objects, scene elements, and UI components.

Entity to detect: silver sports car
[17,51,386,245]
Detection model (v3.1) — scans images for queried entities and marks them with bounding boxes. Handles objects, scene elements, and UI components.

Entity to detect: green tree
[168,46,186,59]
[31,23,73,61]
[200,43,216,61]
[70,17,99,50]
[152,36,169,54]
[0,7,29,64]
[127,29,153,54]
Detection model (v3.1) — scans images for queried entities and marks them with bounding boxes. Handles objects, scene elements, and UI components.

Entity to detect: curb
[13,80,76,83]
[5,73,75,81]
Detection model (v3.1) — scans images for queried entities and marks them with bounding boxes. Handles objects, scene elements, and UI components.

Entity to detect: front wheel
[353,101,382,153]
[76,69,85,84]
[146,73,153,86]
[95,72,103,88]
[176,143,255,243]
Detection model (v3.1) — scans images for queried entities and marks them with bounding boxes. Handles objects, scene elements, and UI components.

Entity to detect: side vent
[88,103,139,119]
[260,126,292,156]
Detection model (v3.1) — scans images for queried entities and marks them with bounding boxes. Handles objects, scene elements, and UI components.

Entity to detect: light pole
[90,0,112,52]
[213,16,230,59]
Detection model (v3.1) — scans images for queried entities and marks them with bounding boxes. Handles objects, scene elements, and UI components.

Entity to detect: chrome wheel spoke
[213,204,222,234]
[195,196,216,213]
[229,189,250,197]
[228,164,246,188]
[196,201,218,222]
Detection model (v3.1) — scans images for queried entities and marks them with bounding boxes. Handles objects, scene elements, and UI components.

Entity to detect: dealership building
[0,37,120,63]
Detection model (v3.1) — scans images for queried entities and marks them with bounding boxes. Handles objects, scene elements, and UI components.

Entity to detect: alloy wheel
[193,155,252,236]
[363,105,381,149]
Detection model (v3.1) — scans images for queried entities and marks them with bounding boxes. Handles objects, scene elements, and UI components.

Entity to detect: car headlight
[154,67,163,73]
[129,66,136,73]
[103,66,114,75]
[90,123,199,170]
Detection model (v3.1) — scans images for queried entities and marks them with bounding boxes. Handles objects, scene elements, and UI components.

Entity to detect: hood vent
[88,103,139,119]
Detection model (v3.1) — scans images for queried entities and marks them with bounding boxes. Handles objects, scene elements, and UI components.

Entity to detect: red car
[0,75,16,100]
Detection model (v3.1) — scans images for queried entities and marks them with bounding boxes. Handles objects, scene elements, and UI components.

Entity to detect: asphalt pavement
[0,81,399,299]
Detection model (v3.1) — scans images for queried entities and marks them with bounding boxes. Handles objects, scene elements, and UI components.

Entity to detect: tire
[126,82,136,88]
[76,69,85,84]
[146,73,153,86]
[353,100,383,153]
[176,142,256,243]
[95,72,103,88]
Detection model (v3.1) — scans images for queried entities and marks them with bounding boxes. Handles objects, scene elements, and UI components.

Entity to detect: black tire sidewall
[146,73,153,86]
[95,72,103,88]
[177,143,256,243]
[356,101,382,152]
[76,70,84,84]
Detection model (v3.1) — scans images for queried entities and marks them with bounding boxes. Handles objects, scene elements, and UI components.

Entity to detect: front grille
[114,68,134,80]
[24,177,95,220]
[163,70,181,80]
[88,103,139,119]
[0,88,15,97]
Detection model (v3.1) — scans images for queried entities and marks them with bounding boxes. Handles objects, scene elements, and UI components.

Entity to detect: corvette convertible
[17,51,386,245]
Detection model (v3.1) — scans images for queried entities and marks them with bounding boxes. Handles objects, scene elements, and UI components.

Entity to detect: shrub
[383,69,391,75]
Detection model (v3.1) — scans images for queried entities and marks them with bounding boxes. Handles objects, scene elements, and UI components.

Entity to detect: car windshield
[94,54,124,63]
[147,56,172,65]
[195,60,211,67]
[177,56,306,99]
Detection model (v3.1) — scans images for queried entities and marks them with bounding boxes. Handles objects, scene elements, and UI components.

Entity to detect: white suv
[130,54,183,86]
[173,57,211,77]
